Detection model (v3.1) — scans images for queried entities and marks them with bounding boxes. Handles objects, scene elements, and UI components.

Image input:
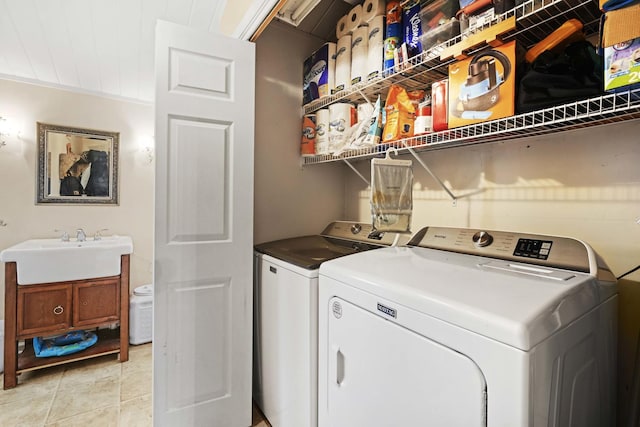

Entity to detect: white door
[323,297,487,427]
[154,20,255,426]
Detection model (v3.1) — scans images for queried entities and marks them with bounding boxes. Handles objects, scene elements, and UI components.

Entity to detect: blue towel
[33,331,98,357]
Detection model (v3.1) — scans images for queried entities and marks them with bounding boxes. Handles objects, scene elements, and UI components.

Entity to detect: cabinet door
[17,283,72,337]
[73,279,120,327]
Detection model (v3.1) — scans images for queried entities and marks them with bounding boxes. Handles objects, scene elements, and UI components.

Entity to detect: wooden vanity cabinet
[3,255,130,389]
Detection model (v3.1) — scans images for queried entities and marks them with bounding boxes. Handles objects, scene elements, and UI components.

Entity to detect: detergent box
[303,42,336,105]
[602,4,640,92]
[604,38,640,92]
[447,40,516,128]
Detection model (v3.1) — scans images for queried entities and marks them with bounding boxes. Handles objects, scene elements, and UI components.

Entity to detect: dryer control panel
[408,226,609,277]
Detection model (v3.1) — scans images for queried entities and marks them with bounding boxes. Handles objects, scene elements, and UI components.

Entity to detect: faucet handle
[55,229,70,242]
[94,228,109,241]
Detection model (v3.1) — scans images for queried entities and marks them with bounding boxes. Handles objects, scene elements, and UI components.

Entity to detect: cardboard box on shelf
[447,40,516,128]
[601,3,640,47]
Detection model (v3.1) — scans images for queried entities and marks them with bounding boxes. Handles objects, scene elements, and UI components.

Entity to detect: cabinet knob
[53,305,64,315]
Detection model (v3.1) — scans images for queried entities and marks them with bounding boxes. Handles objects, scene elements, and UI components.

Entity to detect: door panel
[167,117,229,242]
[154,20,255,427]
[325,297,487,427]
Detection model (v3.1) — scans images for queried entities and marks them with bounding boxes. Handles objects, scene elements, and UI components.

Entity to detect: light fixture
[277,0,322,26]
[0,117,8,148]
[0,116,19,148]
[140,135,155,164]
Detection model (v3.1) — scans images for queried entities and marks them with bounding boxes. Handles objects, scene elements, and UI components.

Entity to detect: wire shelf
[299,0,637,167]
[302,89,640,165]
[302,0,601,115]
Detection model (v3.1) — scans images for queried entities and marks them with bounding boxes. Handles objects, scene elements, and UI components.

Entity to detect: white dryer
[318,226,618,427]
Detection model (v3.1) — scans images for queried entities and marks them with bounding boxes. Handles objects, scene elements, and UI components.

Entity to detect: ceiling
[0,0,228,104]
[0,0,356,105]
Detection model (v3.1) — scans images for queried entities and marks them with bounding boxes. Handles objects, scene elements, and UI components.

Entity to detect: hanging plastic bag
[370,152,413,233]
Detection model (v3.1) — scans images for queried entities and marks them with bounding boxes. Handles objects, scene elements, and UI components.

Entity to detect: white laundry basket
[129,285,153,345]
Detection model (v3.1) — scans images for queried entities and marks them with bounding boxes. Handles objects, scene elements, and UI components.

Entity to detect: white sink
[0,235,134,285]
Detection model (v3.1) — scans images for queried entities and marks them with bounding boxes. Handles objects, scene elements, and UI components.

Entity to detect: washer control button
[472,231,493,247]
[351,223,362,235]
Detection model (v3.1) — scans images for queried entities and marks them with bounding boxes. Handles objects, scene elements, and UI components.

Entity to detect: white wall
[0,79,154,318]
[254,21,346,244]
[345,120,640,281]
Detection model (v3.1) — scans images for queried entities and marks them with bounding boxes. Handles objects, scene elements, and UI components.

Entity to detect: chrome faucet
[94,228,109,241]
[55,229,70,242]
[76,228,87,242]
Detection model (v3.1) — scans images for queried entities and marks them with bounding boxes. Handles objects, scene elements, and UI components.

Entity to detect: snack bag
[383,84,416,142]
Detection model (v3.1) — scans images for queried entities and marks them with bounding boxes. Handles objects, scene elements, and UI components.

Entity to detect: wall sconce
[140,135,155,164]
[0,116,19,148]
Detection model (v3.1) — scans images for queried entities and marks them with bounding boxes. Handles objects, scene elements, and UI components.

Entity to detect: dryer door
[325,297,487,427]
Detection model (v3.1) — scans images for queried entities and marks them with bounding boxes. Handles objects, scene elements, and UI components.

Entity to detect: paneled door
[154,20,255,426]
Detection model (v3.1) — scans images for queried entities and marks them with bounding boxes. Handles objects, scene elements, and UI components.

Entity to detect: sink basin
[0,235,133,285]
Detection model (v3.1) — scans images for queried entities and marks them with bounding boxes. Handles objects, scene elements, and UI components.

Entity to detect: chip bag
[382,84,416,142]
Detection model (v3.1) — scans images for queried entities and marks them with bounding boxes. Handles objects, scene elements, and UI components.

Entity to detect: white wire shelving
[303,88,640,165]
[299,0,638,166]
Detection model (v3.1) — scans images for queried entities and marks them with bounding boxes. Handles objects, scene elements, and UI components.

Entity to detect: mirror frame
[37,122,120,205]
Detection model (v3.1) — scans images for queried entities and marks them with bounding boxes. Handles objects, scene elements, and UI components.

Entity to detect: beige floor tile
[120,393,152,427]
[0,343,273,426]
[129,343,152,358]
[44,405,119,427]
[0,367,63,405]
[0,394,53,427]
[57,355,122,391]
[122,344,152,376]
[121,367,152,402]
[47,377,120,423]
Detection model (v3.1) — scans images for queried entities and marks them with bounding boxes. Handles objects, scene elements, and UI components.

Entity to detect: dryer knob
[351,223,362,234]
[472,231,493,247]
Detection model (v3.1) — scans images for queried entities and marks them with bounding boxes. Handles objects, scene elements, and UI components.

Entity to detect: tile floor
[0,343,271,427]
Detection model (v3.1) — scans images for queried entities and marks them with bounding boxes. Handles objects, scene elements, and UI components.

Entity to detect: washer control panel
[321,221,410,246]
[408,226,592,273]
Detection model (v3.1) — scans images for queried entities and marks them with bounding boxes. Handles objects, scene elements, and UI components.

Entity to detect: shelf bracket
[343,159,370,186]
[356,87,372,107]
[400,143,458,204]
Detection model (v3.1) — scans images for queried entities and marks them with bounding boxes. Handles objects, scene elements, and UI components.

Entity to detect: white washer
[318,226,618,427]
[253,221,408,427]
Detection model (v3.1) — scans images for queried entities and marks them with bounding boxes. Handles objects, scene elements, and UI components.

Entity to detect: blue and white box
[303,42,336,105]
[604,37,640,92]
